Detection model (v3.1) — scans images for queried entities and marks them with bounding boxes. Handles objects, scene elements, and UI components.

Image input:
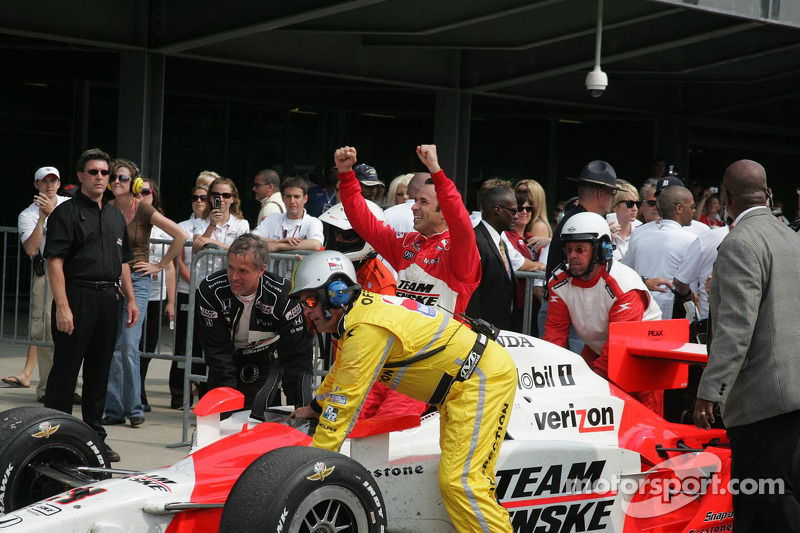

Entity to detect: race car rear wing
[608,319,707,392]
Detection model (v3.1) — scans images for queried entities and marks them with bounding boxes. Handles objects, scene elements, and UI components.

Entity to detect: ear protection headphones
[598,239,614,263]
[108,160,144,194]
[324,279,353,308]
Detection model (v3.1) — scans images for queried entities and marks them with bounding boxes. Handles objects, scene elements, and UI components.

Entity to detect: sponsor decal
[27,503,61,516]
[0,464,12,514]
[648,329,664,337]
[204,318,213,327]
[495,335,535,348]
[517,364,576,390]
[255,301,273,314]
[423,257,440,265]
[327,258,344,272]
[382,293,437,315]
[411,240,422,252]
[372,465,424,478]
[395,279,440,306]
[285,304,301,321]
[403,250,416,260]
[199,307,218,319]
[130,475,177,493]
[507,500,614,533]
[705,511,734,522]
[116,237,123,247]
[362,480,385,520]
[460,344,482,380]
[689,525,733,533]
[52,487,107,505]
[605,285,615,299]
[497,461,606,500]
[322,405,339,422]
[87,440,106,467]
[221,299,232,314]
[31,421,59,439]
[306,462,335,481]
[532,403,615,433]
[482,402,509,473]
[553,279,568,290]
[277,507,288,532]
[378,368,396,385]
[329,394,347,405]
[0,516,22,528]
[435,238,450,251]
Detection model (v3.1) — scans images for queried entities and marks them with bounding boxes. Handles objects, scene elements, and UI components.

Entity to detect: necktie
[499,239,511,278]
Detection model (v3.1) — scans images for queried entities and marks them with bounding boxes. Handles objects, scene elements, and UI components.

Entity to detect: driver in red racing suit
[543,212,664,414]
[337,144,480,315]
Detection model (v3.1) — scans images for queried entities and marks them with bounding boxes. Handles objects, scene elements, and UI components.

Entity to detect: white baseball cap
[34,166,60,181]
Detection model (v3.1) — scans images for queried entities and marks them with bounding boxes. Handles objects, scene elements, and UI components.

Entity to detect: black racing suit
[196,269,313,410]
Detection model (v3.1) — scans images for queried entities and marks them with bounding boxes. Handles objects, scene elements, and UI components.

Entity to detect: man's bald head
[723,160,769,218]
[657,186,693,224]
[407,172,430,199]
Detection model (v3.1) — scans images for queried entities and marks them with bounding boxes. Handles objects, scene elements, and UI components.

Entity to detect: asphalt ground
[0,338,191,471]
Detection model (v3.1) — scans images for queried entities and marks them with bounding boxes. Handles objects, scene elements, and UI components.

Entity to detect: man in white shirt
[253,169,284,225]
[5,167,70,400]
[252,176,324,276]
[622,185,697,319]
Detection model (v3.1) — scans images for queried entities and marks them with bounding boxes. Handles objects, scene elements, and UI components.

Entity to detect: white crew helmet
[319,200,385,262]
[289,250,359,308]
[560,211,614,267]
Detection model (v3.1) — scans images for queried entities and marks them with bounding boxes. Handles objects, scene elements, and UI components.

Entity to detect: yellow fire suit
[311,291,516,533]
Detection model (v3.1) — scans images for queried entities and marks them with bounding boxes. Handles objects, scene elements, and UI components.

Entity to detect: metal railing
[1,226,546,447]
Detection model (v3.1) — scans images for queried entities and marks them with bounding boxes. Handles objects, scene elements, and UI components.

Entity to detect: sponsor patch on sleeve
[322,405,339,422]
[329,394,348,405]
[285,304,302,321]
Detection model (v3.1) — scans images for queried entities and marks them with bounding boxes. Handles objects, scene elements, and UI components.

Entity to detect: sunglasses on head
[191,194,208,202]
[85,169,110,176]
[109,174,131,183]
[211,192,234,199]
[645,200,657,207]
[517,205,534,213]
[300,295,320,309]
[617,200,642,208]
[139,188,152,196]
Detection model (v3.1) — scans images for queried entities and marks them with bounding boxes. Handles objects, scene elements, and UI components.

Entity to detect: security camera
[585,66,608,97]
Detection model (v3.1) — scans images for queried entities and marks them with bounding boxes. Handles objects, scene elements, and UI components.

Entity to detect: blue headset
[325,280,352,307]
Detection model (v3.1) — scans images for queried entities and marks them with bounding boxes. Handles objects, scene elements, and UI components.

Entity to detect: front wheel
[220,446,386,533]
[0,407,110,514]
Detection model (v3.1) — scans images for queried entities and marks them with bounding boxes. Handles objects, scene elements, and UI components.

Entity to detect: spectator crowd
[5,147,793,466]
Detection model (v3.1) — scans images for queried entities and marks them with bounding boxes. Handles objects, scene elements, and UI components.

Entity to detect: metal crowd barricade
[516,270,546,336]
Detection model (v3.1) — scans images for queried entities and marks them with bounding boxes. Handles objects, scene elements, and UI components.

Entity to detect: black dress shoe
[130,415,145,428]
[101,416,125,426]
[105,445,121,463]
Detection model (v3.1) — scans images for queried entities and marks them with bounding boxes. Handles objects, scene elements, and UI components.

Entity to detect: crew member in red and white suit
[543,212,664,414]
[336,145,480,315]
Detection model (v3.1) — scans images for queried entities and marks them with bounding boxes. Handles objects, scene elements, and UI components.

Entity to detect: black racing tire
[220,446,386,533]
[0,406,110,514]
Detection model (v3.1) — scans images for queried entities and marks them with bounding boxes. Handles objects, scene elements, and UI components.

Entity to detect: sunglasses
[496,205,517,215]
[517,205,534,213]
[139,188,152,196]
[211,192,234,199]
[617,200,643,208]
[645,200,657,207]
[191,194,208,202]
[300,295,320,309]
[110,174,131,183]
[85,169,111,176]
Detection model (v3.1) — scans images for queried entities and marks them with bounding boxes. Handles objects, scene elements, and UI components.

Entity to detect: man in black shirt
[43,148,139,463]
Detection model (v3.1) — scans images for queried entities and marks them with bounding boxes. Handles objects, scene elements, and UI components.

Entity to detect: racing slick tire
[220,446,386,533]
[0,406,110,514]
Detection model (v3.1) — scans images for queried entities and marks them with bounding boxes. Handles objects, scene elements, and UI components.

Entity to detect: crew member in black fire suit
[196,234,313,410]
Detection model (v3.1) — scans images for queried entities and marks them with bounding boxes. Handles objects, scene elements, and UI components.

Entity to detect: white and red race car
[0,319,734,532]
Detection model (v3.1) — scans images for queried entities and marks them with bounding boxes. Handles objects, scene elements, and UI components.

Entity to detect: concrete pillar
[434,89,472,198]
[116,51,165,186]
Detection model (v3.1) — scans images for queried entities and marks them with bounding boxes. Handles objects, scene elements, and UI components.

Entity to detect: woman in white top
[610,179,643,261]
[137,180,182,411]
[169,185,210,408]
[192,178,250,281]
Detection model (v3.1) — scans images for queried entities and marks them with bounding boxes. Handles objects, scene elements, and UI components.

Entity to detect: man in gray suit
[694,159,800,532]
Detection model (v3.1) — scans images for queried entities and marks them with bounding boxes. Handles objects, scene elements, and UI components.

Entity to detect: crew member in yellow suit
[290,250,516,533]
